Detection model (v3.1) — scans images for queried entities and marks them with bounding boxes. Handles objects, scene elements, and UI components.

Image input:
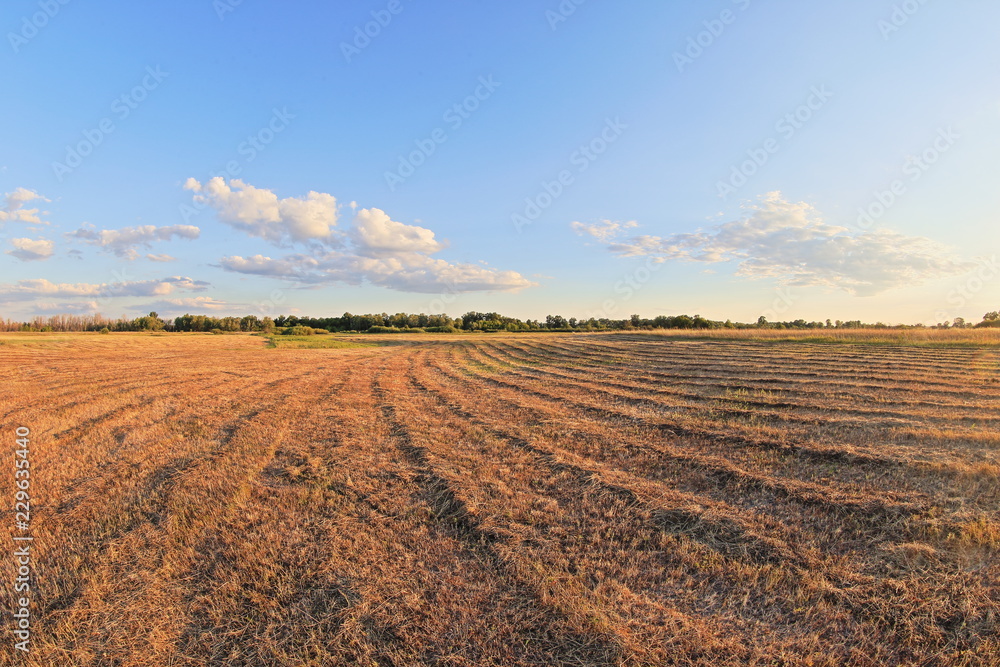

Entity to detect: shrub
[283,325,315,336]
[99,327,111,334]
[426,325,460,333]
[210,328,224,335]
[366,326,427,334]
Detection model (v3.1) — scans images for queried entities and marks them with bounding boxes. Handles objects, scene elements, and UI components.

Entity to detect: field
[1,331,998,666]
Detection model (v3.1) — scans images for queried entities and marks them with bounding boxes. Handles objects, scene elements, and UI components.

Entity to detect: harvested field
[2,331,998,666]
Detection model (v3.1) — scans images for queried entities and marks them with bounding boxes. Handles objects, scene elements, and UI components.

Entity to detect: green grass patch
[262,334,375,350]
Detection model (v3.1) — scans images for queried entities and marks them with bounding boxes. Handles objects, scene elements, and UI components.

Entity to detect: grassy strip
[627,329,1000,349]
[262,334,375,350]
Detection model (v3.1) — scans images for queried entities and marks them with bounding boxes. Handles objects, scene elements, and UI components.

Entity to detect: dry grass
[1,331,997,665]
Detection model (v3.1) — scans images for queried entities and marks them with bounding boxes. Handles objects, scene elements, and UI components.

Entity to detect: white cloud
[0,276,209,301]
[571,219,637,242]
[6,238,54,261]
[142,297,231,312]
[584,192,973,296]
[350,254,535,293]
[351,207,446,256]
[68,224,200,259]
[31,301,105,314]
[195,179,534,294]
[185,177,338,244]
[0,188,49,225]
[221,250,534,293]
[146,253,176,262]
[218,254,317,279]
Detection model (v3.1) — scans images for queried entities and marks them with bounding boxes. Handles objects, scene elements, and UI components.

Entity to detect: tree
[240,315,261,332]
[133,311,165,331]
[219,316,241,332]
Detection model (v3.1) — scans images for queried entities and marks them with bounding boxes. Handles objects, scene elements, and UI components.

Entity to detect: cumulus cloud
[146,253,176,262]
[68,224,200,259]
[0,276,209,301]
[580,192,973,296]
[185,177,338,244]
[0,188,49,225]
[6,238,54,261]
[352,207,446,256]
[193,179,533,294]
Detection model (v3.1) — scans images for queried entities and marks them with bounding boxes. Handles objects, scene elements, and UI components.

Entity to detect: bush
[99,327,111,334]
[367,326,427,334]
[426,325,460,333]
[210,328,224,335]
[283,325,315,336]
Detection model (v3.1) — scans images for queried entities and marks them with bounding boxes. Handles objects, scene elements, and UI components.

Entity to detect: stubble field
[1,331,998,666]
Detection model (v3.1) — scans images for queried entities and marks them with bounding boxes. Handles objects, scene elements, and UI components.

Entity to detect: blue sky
[2,0,998,324]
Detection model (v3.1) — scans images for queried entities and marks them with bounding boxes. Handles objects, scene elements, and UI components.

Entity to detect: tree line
[2,310,998,333]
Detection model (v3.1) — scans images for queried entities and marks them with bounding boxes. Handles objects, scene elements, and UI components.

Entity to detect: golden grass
[0,331,997,665]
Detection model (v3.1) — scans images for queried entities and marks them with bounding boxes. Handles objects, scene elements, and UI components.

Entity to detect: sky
[2,0,998,325]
